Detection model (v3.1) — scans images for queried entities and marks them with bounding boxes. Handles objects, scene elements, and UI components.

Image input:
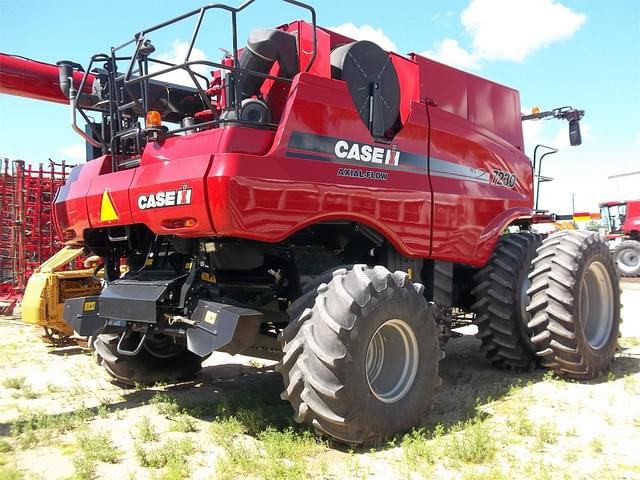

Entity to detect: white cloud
[422,0,585,69]
[154,40,209,86]
[461,0,586,62]
[59,144,86,161]
[421,39,480,70]
[328,23,397,52]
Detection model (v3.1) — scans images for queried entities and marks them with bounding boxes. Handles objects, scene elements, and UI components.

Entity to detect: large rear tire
[93,333,204,386]
[471,232,542,370]
[527,231,620,379]
[613,239,640,277]
[277,265,442,445]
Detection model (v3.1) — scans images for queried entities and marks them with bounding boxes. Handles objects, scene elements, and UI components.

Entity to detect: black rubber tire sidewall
[95,334,204,386]
[341,282,438,438]
[613,240,640,277]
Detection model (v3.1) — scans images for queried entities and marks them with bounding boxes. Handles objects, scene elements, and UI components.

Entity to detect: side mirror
[569,119,582,146]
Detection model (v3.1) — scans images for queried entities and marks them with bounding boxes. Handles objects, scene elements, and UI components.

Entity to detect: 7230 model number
[491,169,517,188]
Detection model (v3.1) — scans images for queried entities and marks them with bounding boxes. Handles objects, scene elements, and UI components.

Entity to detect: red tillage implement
[0,159,70,313]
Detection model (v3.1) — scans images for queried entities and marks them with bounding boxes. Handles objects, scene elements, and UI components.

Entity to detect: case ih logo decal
[286,131,516,188]
[334,140,400,166]
[137,185,192,210]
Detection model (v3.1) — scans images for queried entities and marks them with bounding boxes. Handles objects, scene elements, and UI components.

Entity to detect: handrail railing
[67,0,317,166]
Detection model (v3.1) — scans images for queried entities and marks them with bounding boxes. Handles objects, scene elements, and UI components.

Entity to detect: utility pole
[571,193,575,215]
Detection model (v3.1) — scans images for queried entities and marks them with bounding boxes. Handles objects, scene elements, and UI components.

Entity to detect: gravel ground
[0,279,638,479]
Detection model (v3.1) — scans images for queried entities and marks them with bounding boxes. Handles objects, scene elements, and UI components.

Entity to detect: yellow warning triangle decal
[100,189,119,222]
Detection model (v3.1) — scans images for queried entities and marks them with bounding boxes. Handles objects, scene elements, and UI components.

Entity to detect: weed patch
[445,419,497,465]
[150,393,181,418]
[506,407,534,436]
[588,437,604,453]
[70,430,120,480]
[399,426,444,477]
[620,337,640,348]
[0,466,23,480]
[134,416,159,442]
[215,427,325,480]
[169,414,197,433]
[210,416,246,444]
[535,422,558,451]
[0,440,12,454]
[1,376,26,390]
[10,408,95,447]
[135,437,195,479]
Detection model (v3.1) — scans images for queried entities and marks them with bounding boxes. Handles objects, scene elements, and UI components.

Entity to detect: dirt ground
[0,280,639,480]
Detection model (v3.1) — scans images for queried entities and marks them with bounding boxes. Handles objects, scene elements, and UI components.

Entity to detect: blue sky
[1,0,638,213]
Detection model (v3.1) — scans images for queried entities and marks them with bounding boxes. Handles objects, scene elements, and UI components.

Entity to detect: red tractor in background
[0,0,620,445]
[600,200,640,277]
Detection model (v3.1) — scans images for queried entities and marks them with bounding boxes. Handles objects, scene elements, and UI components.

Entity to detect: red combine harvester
[0,158,71,314]
[0,0,619,444]
[600,200,640,277]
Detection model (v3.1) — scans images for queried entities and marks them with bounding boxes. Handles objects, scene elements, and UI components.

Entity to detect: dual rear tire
[527,230,620,378]
[473,230,620,380]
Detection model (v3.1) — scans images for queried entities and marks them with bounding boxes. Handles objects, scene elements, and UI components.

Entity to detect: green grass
[135,437,195,479]
[619,337,640,348]
[150,393,181,418]
[70,430,120,480]
[71,454,96,480]
[460,466,508,480]
[169,414,197,433]
[0,466,23,480]
[10,408,95,447]
[534,422,558,451]
[506,406,534,437]
[215,427,326,480]
[0,441,12,454]
[588,437,604,454]
[76,430,120,463]
[210,416,247,444]
[134,417,159,442]
[153,383,292,436]
[11,384,39,400]
[399,426,444,477]
[445,419,497,465]
[564,449,579,463]
[1,376,26,390]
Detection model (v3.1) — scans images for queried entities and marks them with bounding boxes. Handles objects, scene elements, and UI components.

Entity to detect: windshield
[600,204,627,233]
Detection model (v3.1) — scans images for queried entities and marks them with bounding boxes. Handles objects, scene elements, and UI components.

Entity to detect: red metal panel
[207,73,432,257]
[623,200,640,234]
[285,21,331,78]
[86,169,136,228]
[410,53,468,118]
[54,158,102,241]
[467,75,524,152]
[46,36,536,268]
[410,53,524,151]
[428,107,533,265]
[390,53,420,125]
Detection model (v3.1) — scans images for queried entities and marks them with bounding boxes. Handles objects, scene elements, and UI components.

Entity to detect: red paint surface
[49,22,533,267]
[0,53,93,104]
